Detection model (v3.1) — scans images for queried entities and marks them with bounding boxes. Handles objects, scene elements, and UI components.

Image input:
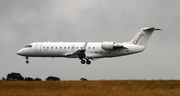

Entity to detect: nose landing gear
[25,56,29,64]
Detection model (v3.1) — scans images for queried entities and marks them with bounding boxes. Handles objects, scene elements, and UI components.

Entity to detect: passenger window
[64,47,66,49]
[76,47,78,49]
[89,47,90,49]
[81,47,82,49]
[56,47,57,49]
[93,47,95,49]
[68,47,70,49]
[60,47,61,49]
[47,47,49,49]
[51,47,53,49]
[43,47,45,49]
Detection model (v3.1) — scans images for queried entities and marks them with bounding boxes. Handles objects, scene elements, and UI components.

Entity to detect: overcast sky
[1,0,180,80]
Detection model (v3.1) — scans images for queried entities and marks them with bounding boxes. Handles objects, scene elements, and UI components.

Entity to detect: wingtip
[82,42,88,50]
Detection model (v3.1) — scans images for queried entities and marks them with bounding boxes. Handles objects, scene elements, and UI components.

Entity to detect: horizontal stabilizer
[143,27,162,31]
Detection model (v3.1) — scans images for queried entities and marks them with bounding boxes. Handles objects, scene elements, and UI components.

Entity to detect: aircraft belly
[32,49,66,57]
[86,53,113,58]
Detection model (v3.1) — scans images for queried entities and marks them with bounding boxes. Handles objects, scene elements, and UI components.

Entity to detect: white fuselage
[17,42,145,59]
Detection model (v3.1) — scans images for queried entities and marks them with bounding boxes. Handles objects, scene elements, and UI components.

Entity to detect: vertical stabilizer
[129,27,161,46]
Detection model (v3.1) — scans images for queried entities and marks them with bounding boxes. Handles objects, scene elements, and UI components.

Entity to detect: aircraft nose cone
[16,49,25,56]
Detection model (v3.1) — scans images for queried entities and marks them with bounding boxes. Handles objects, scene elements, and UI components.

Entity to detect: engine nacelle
[101,42,114,50]
[101,42,124,50]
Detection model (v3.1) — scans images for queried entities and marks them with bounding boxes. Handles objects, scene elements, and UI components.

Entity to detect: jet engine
[101,42,123,50]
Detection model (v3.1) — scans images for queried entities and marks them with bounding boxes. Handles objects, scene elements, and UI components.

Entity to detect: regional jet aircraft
[16,27,161,65]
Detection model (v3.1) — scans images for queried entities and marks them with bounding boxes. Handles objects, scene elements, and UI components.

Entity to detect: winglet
[82,42,88,50]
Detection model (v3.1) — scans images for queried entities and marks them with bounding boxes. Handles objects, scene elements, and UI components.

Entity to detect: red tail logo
[133,33,144,44]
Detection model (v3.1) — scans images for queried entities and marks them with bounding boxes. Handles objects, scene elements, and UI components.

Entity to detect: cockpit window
[25,45,32,48]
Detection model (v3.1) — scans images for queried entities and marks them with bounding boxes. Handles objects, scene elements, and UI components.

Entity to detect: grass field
[1,80,180,96]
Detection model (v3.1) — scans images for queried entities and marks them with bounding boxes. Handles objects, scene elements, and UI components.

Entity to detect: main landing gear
[25,56,29,64]
[78,51,91,65]
[81,58,91,65]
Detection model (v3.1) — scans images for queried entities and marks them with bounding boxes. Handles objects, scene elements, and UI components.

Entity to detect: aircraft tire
[26,61,29,64]
[81,60,85,64]
[86,60,91,65]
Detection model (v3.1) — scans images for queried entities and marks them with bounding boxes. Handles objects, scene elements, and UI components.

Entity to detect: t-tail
[129,27,161,46]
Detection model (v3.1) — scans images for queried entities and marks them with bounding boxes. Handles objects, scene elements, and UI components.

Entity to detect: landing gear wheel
[25,56,29,64]
[26,61,29,64]
[81,60,86,64]
[86,60,91,65]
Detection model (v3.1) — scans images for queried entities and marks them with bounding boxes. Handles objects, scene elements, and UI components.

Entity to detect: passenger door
[35,43,42,54]
[71,45,75,51]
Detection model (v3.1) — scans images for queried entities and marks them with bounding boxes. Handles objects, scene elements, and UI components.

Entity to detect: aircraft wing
[66,42,88,58]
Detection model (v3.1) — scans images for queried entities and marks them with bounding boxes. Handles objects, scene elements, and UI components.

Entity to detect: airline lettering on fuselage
[133,33,144,44]
[95,51,110,54]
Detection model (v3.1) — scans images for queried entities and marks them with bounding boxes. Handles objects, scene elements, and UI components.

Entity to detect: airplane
[16,27,161,65]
